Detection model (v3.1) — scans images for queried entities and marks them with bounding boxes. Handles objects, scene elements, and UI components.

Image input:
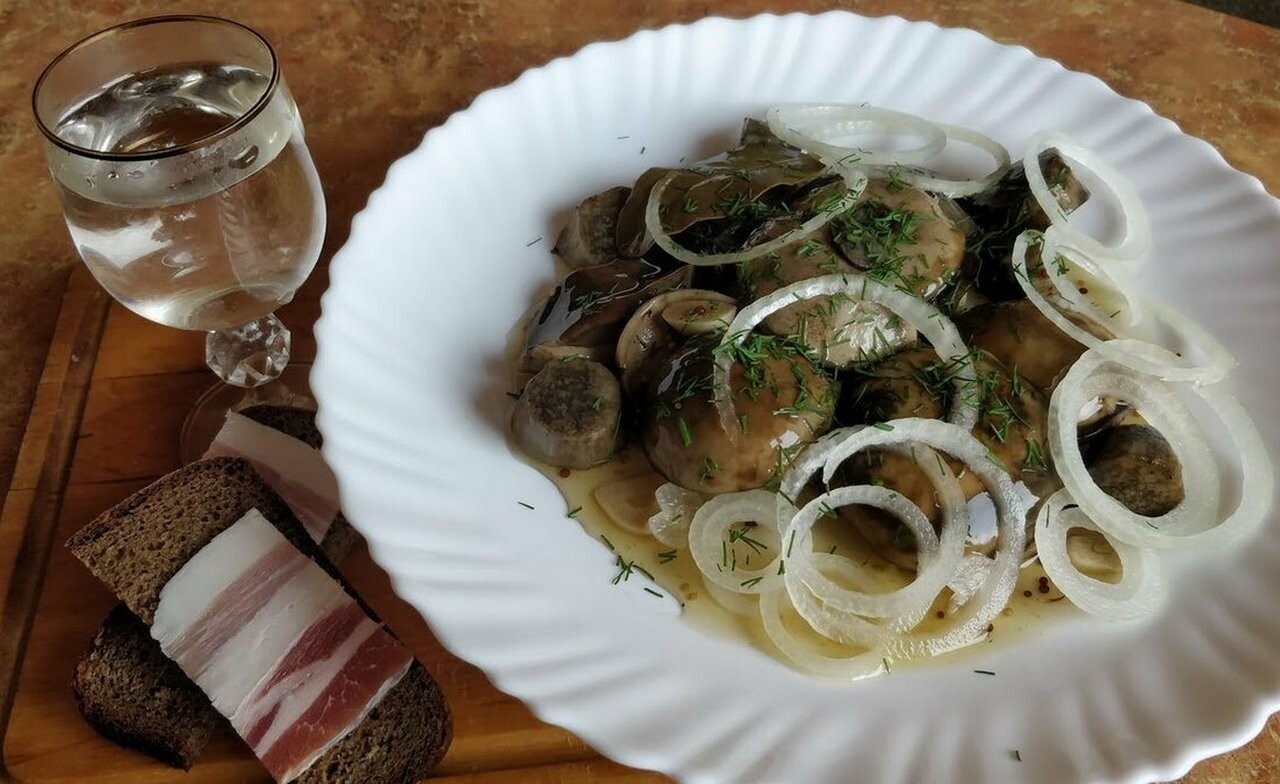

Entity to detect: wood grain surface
[1,1,1278,782]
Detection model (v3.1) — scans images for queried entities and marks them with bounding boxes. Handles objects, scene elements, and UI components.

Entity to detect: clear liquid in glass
[49,62,325,331]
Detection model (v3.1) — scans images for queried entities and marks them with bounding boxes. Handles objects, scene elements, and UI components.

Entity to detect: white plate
[313,12,1280,783]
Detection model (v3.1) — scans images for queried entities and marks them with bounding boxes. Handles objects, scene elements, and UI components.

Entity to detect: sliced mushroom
[617,135,830,259]
[616,167,675,258]
[641,336,835,494]
[511,358,622,469]
[667,173,845,257]
[525,257,691,356]
[512,341,611,393]
[739,218,917,368]
[938,274,989,318]
[615,289,737,394]
[739,116,777,145]
[829,179,966,302]
[660,294,737,336]
[1086,423,1184,517]
[552,186,630,269]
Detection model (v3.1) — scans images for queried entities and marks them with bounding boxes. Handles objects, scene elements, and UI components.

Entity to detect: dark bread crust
[67,457,328,625]
[67,458,450,781]
[72,605,217,769]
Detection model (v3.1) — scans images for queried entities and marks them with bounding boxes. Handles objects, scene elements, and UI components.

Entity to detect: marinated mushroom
[524,257,691,356]
[956,299,1100,392]
[552,186,630,268]
[739,116,777,145]
[615,289,737,394]
[959,150,1091,301]
[829,179,966,302]
[616,167,675,258]
[836,347,1054,565]
[511,358,622,469]
[641,335,835,494]
[513,340,611,393]
[1086,423,1185,517]
[738,218,917,368]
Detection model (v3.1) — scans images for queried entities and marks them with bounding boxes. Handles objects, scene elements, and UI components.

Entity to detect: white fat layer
[152,510,348,715]
[152,508,281,642]
[204,411,340,541]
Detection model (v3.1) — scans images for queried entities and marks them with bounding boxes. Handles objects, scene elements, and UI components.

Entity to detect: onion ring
[688,489,790,594]
[643,169,865,267]
[819,418,1028,656]
[1023,130,1152,263]
[887,123,1012,198]
[758,586,887,680]
[715,274,979,437]
[1049,347,1272,550]
[766,104,947,168]
[1012,232,1232,384]
[1035,489,1164,619]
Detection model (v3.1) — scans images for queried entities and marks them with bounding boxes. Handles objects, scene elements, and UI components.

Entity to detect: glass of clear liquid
[32,15,326,459]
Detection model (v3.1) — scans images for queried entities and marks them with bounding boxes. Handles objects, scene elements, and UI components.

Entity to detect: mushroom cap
[615,289,737,394]
[641,338,835,494]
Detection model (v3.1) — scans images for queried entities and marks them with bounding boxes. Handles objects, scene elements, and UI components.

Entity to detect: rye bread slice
[67,457,451,781]
[73,405,361,769]
[73,604,219,769]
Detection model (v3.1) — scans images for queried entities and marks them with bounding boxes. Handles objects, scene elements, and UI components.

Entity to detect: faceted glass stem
[205,313,291,388]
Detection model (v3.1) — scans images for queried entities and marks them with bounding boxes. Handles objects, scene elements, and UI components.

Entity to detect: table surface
[1,1,1279,782]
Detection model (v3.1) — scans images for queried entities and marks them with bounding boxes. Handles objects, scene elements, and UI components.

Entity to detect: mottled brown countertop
[1,1,1278,781]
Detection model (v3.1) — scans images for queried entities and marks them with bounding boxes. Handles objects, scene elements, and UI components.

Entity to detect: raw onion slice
[703,579,761,617]
[1011,232,1232,384]
[888,123,1012,198]
[648,482,707,548]
[819,418,1028,657]
[1050,347,1272,550]
[785,485,957,629]
[785,439,968,623]
[643,168,865,267]
[780,562,896,649]
[766,104,946,168]
[687,490,790,594]
[758,587,887,680]
[715,274,979,436]
[1040,228,1144,333]
[594,475,663,535]
[1023,130,1152,263]
[1035,489,1164,619]
[945,553,994,614]
[1050,352,1219,544]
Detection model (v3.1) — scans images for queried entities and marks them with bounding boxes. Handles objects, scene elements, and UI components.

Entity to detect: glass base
[179,362,316,464]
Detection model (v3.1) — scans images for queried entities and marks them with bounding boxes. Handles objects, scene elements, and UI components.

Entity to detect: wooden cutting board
[0,266,670,783]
